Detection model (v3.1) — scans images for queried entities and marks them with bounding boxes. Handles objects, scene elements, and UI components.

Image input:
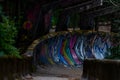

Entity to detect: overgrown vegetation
[106,36,120,59]
[106,45,120,59]
[0,6,20,58]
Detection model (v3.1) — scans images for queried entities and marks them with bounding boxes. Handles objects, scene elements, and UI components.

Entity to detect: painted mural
[33,31,120,67]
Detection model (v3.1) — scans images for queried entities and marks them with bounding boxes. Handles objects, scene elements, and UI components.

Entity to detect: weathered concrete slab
[33,76,69,80]
[32,65,82,80]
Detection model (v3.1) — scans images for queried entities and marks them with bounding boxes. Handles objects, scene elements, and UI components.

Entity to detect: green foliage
[0,7,20,58]
[52,9,61,27]
[106,36,120,59]
[106,45,120,59]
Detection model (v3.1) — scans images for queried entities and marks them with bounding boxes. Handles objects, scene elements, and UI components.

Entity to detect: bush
[0,7,20,58]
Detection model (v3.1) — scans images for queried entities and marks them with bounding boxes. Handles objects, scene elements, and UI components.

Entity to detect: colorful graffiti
[33,31,117,67]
